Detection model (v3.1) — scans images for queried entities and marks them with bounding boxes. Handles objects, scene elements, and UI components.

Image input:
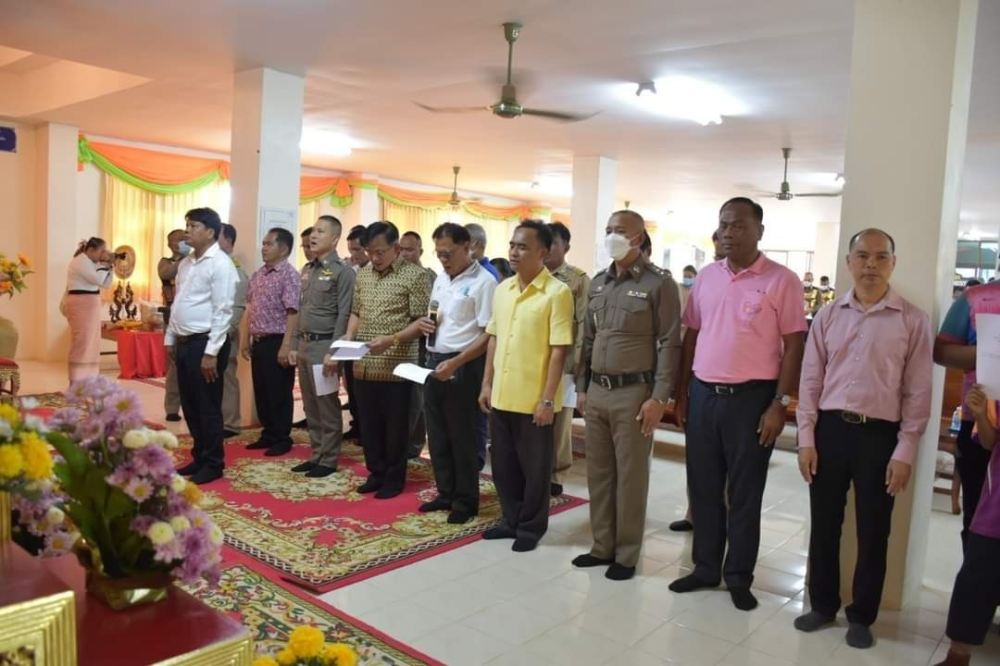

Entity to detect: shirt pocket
[616,296,653,331]
[738,291,768,331]
[309,278,335,305]
[447,295,475,324]
[588,294,608,329]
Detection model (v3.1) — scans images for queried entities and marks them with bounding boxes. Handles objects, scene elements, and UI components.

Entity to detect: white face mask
[803,281,813,289]
[604,233,635,262]
[177,240,192,256]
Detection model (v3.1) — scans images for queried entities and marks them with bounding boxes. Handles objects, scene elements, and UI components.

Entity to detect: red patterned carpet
[175,429,587,593]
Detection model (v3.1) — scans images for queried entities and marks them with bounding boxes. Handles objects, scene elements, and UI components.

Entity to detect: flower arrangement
[0,400,55,492]
[29,376,223,590]
[0,251,33,298]
[252,627,356,666]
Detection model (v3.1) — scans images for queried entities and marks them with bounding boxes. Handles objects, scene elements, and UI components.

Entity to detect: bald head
[849,228,896,255]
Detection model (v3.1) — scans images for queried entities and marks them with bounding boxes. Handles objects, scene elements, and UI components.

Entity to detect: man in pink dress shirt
[672,197,807,611]
[793,229,933,649]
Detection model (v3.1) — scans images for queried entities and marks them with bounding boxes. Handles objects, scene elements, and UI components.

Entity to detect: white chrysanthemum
[23,414,49,434]
[19,397,39,410]
[147,522,175,545]
[170,516,191,533]
[123,429,150,449]
[154,430,179,450]
[0,419,12,441]
[170,475,186,493]
[45,507,65,525]
[209,524,224,546]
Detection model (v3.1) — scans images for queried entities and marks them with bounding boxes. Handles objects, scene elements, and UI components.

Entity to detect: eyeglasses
[435,250,455,260]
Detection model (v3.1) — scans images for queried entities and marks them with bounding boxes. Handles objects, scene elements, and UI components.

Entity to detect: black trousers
[957,419,992,550]
[946,532,1000,646]
[424,354,484,514]
[344,361,361,436]
[250,335,295,447]
[355,379,411,492]
[687,377,776,588]
[807,412,899,626]
[490,408,554,543]
[177,335,230,473]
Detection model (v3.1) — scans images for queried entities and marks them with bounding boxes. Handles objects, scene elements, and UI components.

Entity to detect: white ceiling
[0,0,996,236]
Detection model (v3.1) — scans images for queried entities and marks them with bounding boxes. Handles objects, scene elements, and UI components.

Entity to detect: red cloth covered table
[104,330,166,380]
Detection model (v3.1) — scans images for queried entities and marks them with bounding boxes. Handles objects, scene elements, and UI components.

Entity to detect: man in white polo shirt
[416,223,497,524]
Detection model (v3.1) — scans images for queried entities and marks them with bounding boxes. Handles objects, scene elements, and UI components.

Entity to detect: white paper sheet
[330,340,369,349]
[330,346,369,361]
[977,314,1000,399]
[393,363,434,385]
[312,364,339,397]
[562,373,578,409]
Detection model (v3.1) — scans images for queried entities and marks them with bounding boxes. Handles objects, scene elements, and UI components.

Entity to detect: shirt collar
[724,252,768,277]
[506,267,552,293]
[191,242,221,264]
[840,287,904,313]
[374,255,406,276]
[449,260,480,282]
[604,254,653,282]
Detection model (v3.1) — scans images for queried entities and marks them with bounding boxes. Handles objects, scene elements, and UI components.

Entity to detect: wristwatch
[775,393,791,407]
[540,399,555,410]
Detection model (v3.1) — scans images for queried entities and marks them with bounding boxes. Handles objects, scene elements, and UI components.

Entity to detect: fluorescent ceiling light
[300,128,353,157]
[624,76,745,126]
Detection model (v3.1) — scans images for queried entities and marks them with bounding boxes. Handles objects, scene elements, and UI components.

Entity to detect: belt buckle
[714,385,734,396]
[842,411,866,425]
[599,375,612,390]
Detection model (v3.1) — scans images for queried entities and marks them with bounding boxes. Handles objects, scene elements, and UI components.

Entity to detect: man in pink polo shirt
[793,229,933,649]
[672,197,806,611]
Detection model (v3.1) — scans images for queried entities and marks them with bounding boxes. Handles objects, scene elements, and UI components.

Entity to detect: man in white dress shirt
[416,223,497,523]
[166,207,238,485]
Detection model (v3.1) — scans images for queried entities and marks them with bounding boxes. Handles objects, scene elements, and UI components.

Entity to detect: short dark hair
[300,226,314,239]
[74,236,106,257]
[185,207,222,240]
[515,219,553,251]
[683,265,697,275]
[269,227,294,253]
[365,221,399,247]
[347,225,367,244]
[490,257,514,279]
[848,228,896,254]
[402,231,422,245]
[432,223,471,244]
[711,231,719,242]
[720,197,764,224]
[317,215,342,237]
[819,275,830,282]
[221,223,237,245]
[167,229,185,241]
[548,222,571,245]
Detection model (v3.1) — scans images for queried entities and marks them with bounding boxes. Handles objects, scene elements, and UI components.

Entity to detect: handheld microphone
[427,300,439,348]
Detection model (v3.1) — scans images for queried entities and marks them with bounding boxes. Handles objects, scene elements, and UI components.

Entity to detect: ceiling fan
[414,22,596,123]
[755,148,843,201]
[449,166,461,207]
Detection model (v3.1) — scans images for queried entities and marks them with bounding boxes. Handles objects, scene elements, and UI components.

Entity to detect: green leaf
[47,433,89,478]
[104,487,133,523]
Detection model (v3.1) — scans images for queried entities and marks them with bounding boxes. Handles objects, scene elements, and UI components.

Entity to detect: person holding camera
[64,237,114,382]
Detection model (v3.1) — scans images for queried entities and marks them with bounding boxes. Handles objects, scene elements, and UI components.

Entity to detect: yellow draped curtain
[101,174,231,302]
[296,201,348,270]
[381,201,517,274]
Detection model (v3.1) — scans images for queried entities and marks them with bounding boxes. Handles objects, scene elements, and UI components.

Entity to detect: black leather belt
[251,334,284,343]
[592,371,653,390]
[696,377,775,396]
[300,332,334,342]
[426,351,460,364]
[67,290,99,296]
[826,410,898,427]
[176,332,209,344]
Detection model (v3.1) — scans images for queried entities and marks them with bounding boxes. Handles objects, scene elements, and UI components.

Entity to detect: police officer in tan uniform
[545,222,590,496]
[288,215,355,477]
[219,223,249,437]
[574,210,681,581]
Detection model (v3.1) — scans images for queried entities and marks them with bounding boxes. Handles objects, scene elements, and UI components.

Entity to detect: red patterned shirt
[247,260,301,336]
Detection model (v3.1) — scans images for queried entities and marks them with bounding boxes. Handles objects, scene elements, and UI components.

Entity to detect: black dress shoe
[605,563,636,581]
[356,477,382,494]
[447,510,474,524]
[512,537,537,552]
[177,462,201,476]
[264,444,292,457]
[550,483,564,497]
[572,553,614,568]
[482,526,516,540]
[374,487,402,500]
[166,413,182,422]
[669,519,694,532]
[292,419,308,429]
[222,430,239,439]
[246,439,271,450]
[419,498,451,513]
[342,428,361,441]
[305,465,337,478]
[290,461,315,473]
[190,467,223,485]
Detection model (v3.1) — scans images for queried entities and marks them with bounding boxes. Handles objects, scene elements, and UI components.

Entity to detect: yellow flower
[0,404,20,428]
[288,625,325,659]
[275,648,296,666]
[322,643,357,666]
[170,475,186,493]
[20,432,54,480]
[17,252,31,268]
[182,482,203,505]
[0,444,24,478]
[0,281,12,294]
[251,657,279,666]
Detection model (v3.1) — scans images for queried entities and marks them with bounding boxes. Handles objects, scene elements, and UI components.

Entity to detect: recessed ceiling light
[623,76,745,126]
[300,128,354,157]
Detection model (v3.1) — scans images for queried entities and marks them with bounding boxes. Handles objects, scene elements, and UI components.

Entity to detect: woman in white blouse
[64,237,113,381]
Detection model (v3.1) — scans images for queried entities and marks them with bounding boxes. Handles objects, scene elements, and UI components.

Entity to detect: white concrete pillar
[812,221,840,285]
[570,156,617,275]
[228,67,305,427]
[836,0,978,609]
[33,123,79,362]
[341,175,380,236]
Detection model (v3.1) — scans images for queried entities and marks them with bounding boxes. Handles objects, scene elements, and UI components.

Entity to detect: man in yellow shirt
[479,220,574,552]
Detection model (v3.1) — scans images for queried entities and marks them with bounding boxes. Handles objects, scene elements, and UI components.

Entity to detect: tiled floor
[17,361,1000,665]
